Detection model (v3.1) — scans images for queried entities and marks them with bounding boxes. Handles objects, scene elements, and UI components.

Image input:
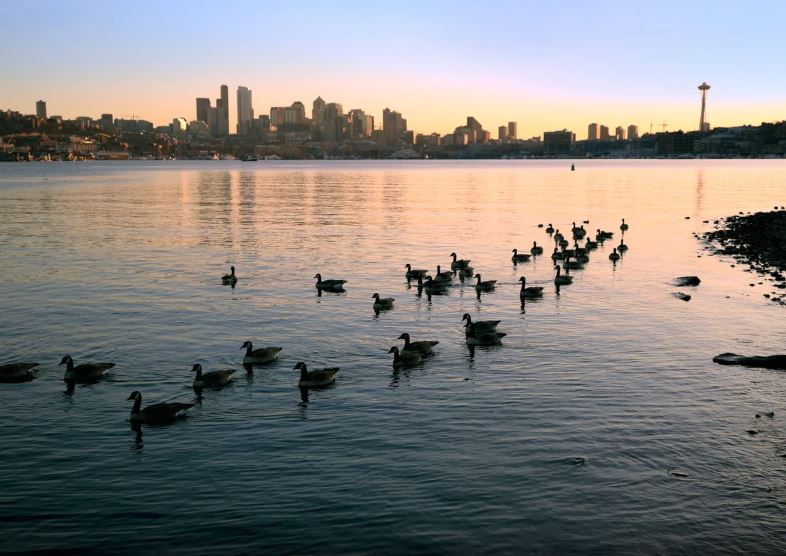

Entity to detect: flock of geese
[1,218,631,429]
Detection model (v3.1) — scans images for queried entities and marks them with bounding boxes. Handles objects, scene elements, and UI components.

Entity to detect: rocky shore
[702,208,786,305]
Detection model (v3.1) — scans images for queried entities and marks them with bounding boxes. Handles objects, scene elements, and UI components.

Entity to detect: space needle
[698,82,711,132]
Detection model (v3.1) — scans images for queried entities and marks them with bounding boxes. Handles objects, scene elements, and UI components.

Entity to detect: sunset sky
[3,0,785,138]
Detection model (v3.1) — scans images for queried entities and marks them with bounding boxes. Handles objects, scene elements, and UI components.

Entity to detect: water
[1,160,785,554]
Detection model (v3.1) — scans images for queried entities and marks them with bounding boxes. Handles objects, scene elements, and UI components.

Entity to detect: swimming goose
[573,227,587,239]
[465,323,507,345]
[59,355,114,382]
[314,273,347,290]
[459,267,474,279]
[545,223,554,234]
[554,265,573,285]
[551,247,564,260]
[404,264,428,280]
[519,277,544,298]
[609,248,621,261]
[474,274,497,291]
[449,252,472,270]
[531,241,544,255]
[563,256,584,270]
[553,230,564,242]
[372,293,395,309]
[620,218,629,231]
[584,239,598,249]
[512,248,531,263]
[418,275,449,292]
[617,239,628,252]
[434,265,453,282]
[388,346,421,368]
[127,391,193,425]
[573,242,588,257]
[461,313,501,333]
[397,333,439,355]
[596,229,614,240]
[241,341,282,364]
[294,361,338,387]
[558,238,569,249]
[0,362,39,383]
[221,266,238,284]
[191,363,236,388]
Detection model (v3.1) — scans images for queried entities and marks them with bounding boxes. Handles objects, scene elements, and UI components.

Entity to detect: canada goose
[314,273,347,290]
[293,361,338,387]
[434,265,453,282]
[372,293,395,309]
[404,264,428,280]
[554,265,573,285]
[573,226,586,239]
[609,248,621,261]
[191,363,235,388]
[551,247,564,260]
[0,362,39,383]
[554,230,564,242]
[620,218,629,231]
[563,256,584,270]
[545,223,554,234]
[562,247,576,259]
[531,241,544,255]
[475,274,497,291]
[449,252,471,270]
[127,391,193,425]
[519,276,544,298]
[418,275,449,292]
[397,333,439,355]
[461,313,500,333]
[388,346,421,368]
[584,239,598,249]
[459,267,474,279]
[221,266,238,284]
[573,242,588,257]
[512,248,531,263]
[596,229,614,240]
[241,341,282,364]
[617,239,628,252]
[558,238,569,249]
[59,355,114,382]
[465,323,507,345]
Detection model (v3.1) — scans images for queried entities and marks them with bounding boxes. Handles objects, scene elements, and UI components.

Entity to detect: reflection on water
[1,160,786,553]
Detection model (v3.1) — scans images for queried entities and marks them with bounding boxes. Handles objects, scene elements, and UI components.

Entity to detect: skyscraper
[498,126,508,141]
[236,86,253,135]
[36,100,47,119]
[196,98,211,123]
[587,123,599,141]
[216,85,229,136]
[323,103,344,141]
[599,125,610,141]
[507,121,517,140]
[627,125,639,140]
[615,126,625,140]
[383,108,407,145]
[312,97,326,129]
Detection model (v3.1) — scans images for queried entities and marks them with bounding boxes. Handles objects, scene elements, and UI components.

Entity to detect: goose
[474,274,497,291]
[617,239,628,252]
[404,264,428,280]
[418,275,449,292]
[563,256,584,270]
[576,252,590,264]
[128,391,193,425]
[553,230,564,242]
[388,346,421,368]
[562,247,576,258]
[397,333,439,355]
[584,239,598,250]
[573,226,587,239]
[558,238,569,249]
[314,273,347,291]
[458,267,474,279]
[449,252,471,271]
[519,277,544,298]
[571,221,581,232]
[59,355,114,382]
[434,265,453,282]
[461,313,500,333]
[531,241,544,255]
[596,229,614,240]
[554,265,573,285]
[221,266,238,284]
[609,248,621,261]
[0,362,39,383]
[545,223,554,234]
[551,247,564,260]
[294,361,338,387]
[191,363,236,388]
[241,341,282,364]
[620,218,629,231]
[465,323,507,345]
[573,242,588,257]
[372,293,395,309]
[512,248,531,263]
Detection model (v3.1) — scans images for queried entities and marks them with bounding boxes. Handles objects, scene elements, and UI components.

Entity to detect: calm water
[1,160,786,554]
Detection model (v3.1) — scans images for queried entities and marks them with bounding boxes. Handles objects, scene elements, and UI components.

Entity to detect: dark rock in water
[713,352,786,370]
[537,223,544,228]
[669,469,689,478]
[672,292,691,301]
[674,276,701,286]
[755,411,774,419]
[685,216,691,219]
[747,429,760,435]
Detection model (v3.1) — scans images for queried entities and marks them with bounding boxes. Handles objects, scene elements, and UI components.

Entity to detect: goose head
[191,363,202,374]
[405,263,412,270]
[397,333,411,341]
[461,313,472,323]
[512,248,518,255]
[533,241,538,247]
[230,266,235,275]
[519,276,527,285]
[127,390,141,401]
[372,293,381,300]
[59,355,73,366]
[449,252,457,260]
[475,274,482,283]
[387,346,400,355]
[293,362,308,374]
[241,340,252,350]
[555,265,562,275]
[436,265,443,274]
[314,273,322,282]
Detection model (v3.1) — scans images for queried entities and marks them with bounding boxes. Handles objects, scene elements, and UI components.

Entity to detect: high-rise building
[270,102,306,129]
[312,97,326,129]
[599,125,610,141]
[323,103,344,141]
[383,108,407,145]
[627,125,639,140]
[196,98,211,123]
[216,85,229,136]
[588,123,599,141]
[615,126,625,140]
[498,126,508,141]
[507,121,518,140]
[349,109,373,139]
[543,130,575,155]
[99,113,113,131]
[236,86,254,135]
[36,100,47,119]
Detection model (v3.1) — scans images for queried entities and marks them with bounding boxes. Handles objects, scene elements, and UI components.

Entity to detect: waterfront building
[236,86,254,135]
[498,126,508,141]
[349,109,373,139]
[312,97,326,129]
[216,85,229,136]
[627,125,639,141]
[508,121,518,140]
[588,123,599,141]
[36,100,47,120]
[383,108,407,146]
[599,125,610,141]
[99,113,113,132]
[615,126,625,140]
[195,98,211,124]
[323,103,345,142]
[543,129,575,155]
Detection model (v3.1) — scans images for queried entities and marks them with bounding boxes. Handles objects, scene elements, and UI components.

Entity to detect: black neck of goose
[520,279,526,290]
[65,359,74,373]
[392,350,401,364]
[131,396,142,415]
[402,336,411,348]
[300,366,308,380]
[245,343,253,356]
[195,367,202,379]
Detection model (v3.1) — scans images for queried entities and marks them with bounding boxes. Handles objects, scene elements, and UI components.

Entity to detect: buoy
[571,163,575,171]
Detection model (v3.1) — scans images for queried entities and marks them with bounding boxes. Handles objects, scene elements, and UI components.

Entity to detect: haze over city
[3,0,786,137]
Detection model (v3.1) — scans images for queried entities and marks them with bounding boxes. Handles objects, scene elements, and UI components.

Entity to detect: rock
[674,276,701,286]
[537,223,544,228]
[755,411,774,419]
[669,469,689,478]
[672,292,691,301]
[713,352,786,370]
[748,429,760,435]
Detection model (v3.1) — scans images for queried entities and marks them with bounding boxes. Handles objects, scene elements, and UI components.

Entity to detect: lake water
[1,160,786,554]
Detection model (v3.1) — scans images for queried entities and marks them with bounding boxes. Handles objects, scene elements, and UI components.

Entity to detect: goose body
[512,248,531,263]
[617,240,628,252]
[465,324,507,345]
[398,333,439,355]
[404,264,428,280]
[531,241,544,255]
[449,252,472,271]
[563,256,584,270]
[584,239,598,249]
[241,341,282,364]
[596,229,614,240]
[222,266,238,284]
[458,267,474,279]
[294,361,338,387]
[314,273,347,290]
[59,355,114,382]
[461,313,501,333]
[609,248,620,261]
[551,247,564,261]
[573,226,587,239]
[372,293,395,309]
[128,391,193,424]
[0,362,39,383]
[388,346,421,368]
[419,275,449,292]
[545,223,554,234]
[519,277,544,298]
[620,218,629,231]
[554,265,573,285]
[191,364,236,388]
[434,265,453,282]
[474,274,497,291]
[554,230,564,242]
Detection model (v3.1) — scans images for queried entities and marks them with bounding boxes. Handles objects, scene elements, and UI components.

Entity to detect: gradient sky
[2,0,785,138]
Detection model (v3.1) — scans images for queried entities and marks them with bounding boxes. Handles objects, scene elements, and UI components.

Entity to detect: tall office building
[615,126,625,140]
[588,123,599,141]
[312,97,326,129]
[543,130,575,155]
[36,100,47,119]
[236,86,254,135]
[627,125,639,140]
[599,125,610,141]
[270,102,306,129]
[507,121,518,140]
[99,113,113,131]
[349,109,373,139]
[215,85,229,136]
[196,98,211,123]
[498,126,508,141]
[323,103,344,141]
[383,108,407,145]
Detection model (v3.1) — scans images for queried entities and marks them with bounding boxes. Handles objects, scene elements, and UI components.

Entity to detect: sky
[2,0,785,138]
